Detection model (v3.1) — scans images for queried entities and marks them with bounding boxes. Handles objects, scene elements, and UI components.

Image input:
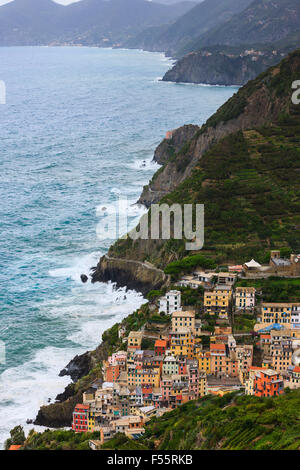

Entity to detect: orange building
[105,364,120,383]
[253,369,284,397]
[154,339,168,357]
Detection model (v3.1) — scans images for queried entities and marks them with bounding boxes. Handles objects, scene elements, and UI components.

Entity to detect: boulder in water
[80,274,88,283]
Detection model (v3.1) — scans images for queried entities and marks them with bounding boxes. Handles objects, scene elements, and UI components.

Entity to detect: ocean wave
[0,346,74,449]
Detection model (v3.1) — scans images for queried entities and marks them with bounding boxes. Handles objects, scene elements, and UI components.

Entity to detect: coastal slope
[162,0,300,85]
[124,0,253,56]
[93,49,300,285]
[33,48,300,430]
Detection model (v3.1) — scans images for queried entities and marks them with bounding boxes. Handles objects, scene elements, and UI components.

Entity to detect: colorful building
[154,339,168,357]
[162,355,179,375]
[127,331,143,350]
[284,365,300,389]
[72,404,90,433]
[170,328,194,359]
[260,303,292,327]
[171,310,195,333]
[253,369,284,397]
[204,286,232,318]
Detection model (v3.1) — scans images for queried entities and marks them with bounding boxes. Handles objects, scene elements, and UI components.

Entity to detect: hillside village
[71,250,300,449]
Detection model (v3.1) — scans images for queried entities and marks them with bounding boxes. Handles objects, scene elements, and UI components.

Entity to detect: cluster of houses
[72,250,300,446]
[172,270,255,320]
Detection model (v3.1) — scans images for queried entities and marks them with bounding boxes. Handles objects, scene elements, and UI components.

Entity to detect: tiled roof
[210,343,226,351]
[75,403,89,410]
[155,339,167,347]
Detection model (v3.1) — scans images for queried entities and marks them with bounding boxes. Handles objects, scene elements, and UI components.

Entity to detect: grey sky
[0,0,80,5]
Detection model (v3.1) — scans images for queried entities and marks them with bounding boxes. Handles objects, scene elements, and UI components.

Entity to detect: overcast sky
[0,0,80,5]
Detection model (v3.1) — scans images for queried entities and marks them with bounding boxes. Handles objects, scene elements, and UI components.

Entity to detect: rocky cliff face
[138,124,199,207]
[139,61,291,208]
[91,255,169,294]
[98,50,300,268]
[162,51,279,86]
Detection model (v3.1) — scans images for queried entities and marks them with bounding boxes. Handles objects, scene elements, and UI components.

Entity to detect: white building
[291,304,300,328]
[235,287,256,311]
[159,290,181,315]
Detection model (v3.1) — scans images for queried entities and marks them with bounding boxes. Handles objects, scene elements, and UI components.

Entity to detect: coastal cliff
[97,49,300,269]
[162,50,280,86]
[139,59,292,208]
[91,255,169,294]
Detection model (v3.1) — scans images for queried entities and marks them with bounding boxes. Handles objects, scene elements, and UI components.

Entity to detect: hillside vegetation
[162,0,300,85]
[106,49,300,270]
[125,0,253,56]
[0,0,193,46]
[189,0,300,53]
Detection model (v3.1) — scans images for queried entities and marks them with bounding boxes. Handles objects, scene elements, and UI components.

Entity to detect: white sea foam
[0,280,144,449]
[128,156,161,172]
[49,251,100,282]
[0,346,73,449]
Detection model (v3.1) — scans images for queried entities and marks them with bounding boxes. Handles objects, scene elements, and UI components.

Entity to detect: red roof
[155,339,167,347]
[294,366,300,373]
[9,445,22,451]
[75,404,89,410]
[210,343,226,351]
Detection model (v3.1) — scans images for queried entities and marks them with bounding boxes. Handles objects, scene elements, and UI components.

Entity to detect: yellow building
[170,328,194,359]
[245,367,266,395]
[260,303,292,327]
[171,310,195,333]
[196,350,211,373]
[88,412,95,432]
[204,286,232,318]
[127,367,161,388]
[127,331,143,349]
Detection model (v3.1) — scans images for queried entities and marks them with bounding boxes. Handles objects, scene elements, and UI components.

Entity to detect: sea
[0,46,238,447]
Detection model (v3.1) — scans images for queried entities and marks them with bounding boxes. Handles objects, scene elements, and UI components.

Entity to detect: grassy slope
[162,111,300,261]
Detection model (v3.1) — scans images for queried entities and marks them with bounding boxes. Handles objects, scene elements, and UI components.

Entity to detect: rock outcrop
[95,49,300,270]
[91,255,169,295]
[138,124,199,207]
[59,352,92,382]
[162,51,279,86]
